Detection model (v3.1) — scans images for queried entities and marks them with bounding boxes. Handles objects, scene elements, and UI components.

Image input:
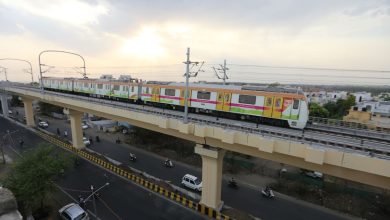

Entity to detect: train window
[165,89,175,96]
[266,97,273,106]
[275,98,281,108]
[131,86,134,92]
[197,91,211,100]
[146,87,149,93]
[293,100,299,109]
[124,86,129,91]
[113,85,120,90]
[84,83,88,87]
[239,95,256,105]
[97,84,103,89]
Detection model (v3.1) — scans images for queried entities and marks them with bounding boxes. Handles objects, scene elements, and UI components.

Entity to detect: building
[305,91,348,105]
[344,101,390,130]
[352,92,372,103]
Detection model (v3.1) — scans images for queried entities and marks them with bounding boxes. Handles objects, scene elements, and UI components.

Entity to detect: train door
[151,87,160,102]
[263,96,273,117]
[281,98,292,119]
[216,92,224,111]
[272,97,283,118]
[290,99,301,120]
[222,93,232,111]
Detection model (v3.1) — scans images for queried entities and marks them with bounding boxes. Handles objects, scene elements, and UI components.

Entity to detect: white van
[181,174,202,192]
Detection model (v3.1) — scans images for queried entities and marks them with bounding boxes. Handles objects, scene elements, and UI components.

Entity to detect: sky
[0,0,390,85]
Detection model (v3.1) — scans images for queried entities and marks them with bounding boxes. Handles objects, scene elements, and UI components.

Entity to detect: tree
[268,82,281,87]
[10,95,22,107]
[309,102,329,118]
[38,101,63,116]
[323,95,355,119]
[4,144,72,214]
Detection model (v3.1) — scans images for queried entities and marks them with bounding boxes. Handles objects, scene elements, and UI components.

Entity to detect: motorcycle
[164,159,174,168]
[129,153,137,162]
[228,179,238,189]
[261,188,275,198]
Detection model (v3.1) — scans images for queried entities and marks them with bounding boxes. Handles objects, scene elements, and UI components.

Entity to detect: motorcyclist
[229,177,237,186]
[165,158,173,167]
[129,153,136,161]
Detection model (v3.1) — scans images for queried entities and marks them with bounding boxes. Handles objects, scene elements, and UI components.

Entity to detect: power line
[229,63,390,73]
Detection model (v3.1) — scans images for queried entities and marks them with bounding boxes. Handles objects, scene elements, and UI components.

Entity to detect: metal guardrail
[309,116,390,133]
[1,84,389,159]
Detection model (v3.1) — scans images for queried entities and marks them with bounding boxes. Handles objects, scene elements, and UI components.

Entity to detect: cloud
[0,0,108,27]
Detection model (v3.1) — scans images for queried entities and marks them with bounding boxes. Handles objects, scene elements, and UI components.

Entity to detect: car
[305,171,323,179]
[181,174,202,192]
[81,123,88,130]
[83,137,90,146]
[8,110,12,114]
[38,121,49,128]
[59,203,89,220]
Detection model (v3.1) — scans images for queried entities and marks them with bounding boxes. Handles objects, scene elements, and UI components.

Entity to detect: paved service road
[12,109,355,220]
[0,117,207,220]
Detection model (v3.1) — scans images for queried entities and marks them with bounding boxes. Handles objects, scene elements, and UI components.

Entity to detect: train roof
[242,86,304,95]
[167,82,242,90]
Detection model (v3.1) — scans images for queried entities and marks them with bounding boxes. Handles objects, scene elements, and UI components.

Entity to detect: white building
[353,92,372,103]
[305,91,348,105]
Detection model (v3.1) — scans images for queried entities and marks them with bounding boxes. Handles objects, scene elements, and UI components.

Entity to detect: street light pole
[83,182,109,219]
[1,130,19,164]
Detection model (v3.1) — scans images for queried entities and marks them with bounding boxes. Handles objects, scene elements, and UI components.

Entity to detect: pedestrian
[57,128,60,136]
[89,137,93,145]
[19,139,24,147]
[64,130,68,137]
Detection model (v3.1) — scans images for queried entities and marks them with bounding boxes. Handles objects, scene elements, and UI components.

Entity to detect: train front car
[227,86,309,129]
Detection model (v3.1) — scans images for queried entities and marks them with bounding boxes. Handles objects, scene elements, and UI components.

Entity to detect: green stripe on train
[230,107,262,115]
[160,99,174,104]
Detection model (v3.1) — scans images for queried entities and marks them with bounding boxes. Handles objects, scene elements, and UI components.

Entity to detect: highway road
[0,116,207,220]
[6,107,354,220]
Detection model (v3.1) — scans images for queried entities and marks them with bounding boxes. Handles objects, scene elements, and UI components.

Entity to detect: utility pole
[82,182,109,219]
[183,47,204,124]
[0,66,8,81]
[212,59,229,85]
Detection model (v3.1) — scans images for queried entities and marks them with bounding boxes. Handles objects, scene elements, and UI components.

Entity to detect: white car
[59,203,89,220]
[38,121,49,128]
[83,137,90,146]
[81,123,88,130]
[305,171,323,179]
[181,174,202,192]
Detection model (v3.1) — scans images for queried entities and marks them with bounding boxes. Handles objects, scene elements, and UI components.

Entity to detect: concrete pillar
[64,108,84,149]
[0,95,9,117]
[195,144,226,210]
[22,97,35,127]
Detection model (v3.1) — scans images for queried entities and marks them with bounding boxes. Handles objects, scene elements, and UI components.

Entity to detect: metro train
[42,77,309,129]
